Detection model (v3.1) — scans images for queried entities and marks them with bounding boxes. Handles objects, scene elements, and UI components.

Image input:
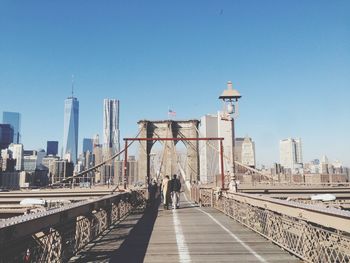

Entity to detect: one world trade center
[63,95,79,163]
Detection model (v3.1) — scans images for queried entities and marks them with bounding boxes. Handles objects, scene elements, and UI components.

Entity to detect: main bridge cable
[193,126,274,181]
[46,129,143,192]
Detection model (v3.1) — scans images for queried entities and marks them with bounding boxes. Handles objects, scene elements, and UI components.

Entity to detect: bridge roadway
[0,186,122,218]
[69,194,301,263]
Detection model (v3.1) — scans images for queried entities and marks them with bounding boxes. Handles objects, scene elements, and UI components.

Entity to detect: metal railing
[190,185,213,206]
[0,189,147,263]
[193,187,350,263]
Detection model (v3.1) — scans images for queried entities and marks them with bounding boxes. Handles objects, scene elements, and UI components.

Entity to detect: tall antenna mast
[71,74,74,97]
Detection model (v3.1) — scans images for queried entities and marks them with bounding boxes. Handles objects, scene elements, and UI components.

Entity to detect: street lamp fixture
[219,81,242,192]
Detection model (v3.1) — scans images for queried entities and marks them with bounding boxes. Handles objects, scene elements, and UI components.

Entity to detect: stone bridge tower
[137,120,199,184]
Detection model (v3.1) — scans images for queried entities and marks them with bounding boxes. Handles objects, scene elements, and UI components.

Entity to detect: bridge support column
[137,121,151,185]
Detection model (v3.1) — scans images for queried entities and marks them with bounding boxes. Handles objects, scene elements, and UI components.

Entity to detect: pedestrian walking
[170,174,181,209]
[161,176,171,209]
[148,178,157,207]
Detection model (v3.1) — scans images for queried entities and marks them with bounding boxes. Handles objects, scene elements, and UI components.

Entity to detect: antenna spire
[71,74,74,97]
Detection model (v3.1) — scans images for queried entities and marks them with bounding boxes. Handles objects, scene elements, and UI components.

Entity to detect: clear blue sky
[0,0,349,166]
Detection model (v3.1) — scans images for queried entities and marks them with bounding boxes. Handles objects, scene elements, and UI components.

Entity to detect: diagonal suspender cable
[193,126,273,181]
[47,129,143,188]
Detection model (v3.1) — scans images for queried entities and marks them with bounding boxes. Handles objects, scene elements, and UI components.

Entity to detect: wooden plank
[70,196,302,262]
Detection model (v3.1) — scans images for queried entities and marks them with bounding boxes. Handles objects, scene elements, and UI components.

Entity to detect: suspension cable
[157,126,169,180]
[47,129,142,187]
[193,125,273,181]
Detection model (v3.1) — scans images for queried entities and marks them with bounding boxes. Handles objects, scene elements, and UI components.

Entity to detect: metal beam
[124,137,224,141]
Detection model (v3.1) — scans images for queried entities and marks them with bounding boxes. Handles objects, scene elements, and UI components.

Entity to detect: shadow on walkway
[69,197,160,263]
[109,197,160,262]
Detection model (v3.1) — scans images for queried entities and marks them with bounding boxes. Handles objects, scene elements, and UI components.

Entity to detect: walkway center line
[183,194,267,263]
[172,208,191,263]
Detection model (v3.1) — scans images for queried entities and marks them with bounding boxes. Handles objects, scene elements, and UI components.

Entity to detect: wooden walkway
[69,194,301,263]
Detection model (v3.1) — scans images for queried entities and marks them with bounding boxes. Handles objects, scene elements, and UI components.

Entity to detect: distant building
[23,155,38,171]
[103,99,120,159]
[311,159,320,165]
[234,138,244,163]
[23,149,46,171]
[83,150,94,168]
[241,137,256,167]
[319,155,329,174]
[8,144,24,171]
[271,163,282,176]
[0,171,23,189]
[50,159,74,184]
[115,160,124,185]
[279,138,303,173]
[63,96,79,164]
[198,112,249,184]
[217,111,234,176]
[321,155,329,164]
[42,155,60,184]
[234,136,256,168]
[82,138,93,153]
[199,114,219,184]
[2,111,21,144]
[114,156,138,186]
[304,160,320,174]
[0,124,14,150]
[102,164,114,185]
[47,141,59,156]
[1,149,16,172]
[93,134,103,183]
[127,155,138,185]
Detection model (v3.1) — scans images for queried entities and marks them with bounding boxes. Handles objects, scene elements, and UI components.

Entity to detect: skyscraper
[0,124,14,150]
[47,141,59,156]
[82,138,93,153]
[198,112,236,184]
[241,136,256,167]
[93,134,102,183]
[63,96,79,163]
[199,114,219,184]
[8,143,23,171]
[279,138,303,172]
[103,99,120,159]
[217,111,233,175]
[3,112,21,143]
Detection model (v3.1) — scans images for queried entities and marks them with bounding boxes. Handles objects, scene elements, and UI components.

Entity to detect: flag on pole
[168,109,176,117]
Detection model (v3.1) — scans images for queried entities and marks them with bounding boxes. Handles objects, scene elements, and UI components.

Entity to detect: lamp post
[219,81,242,192]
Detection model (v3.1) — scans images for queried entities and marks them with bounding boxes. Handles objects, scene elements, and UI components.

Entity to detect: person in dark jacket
[148,178,157,207]
[170,174,181,209]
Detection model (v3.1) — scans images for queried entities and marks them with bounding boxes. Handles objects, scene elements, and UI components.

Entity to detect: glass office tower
[63,96,79,163]
[0,124,14,149]
[47,141,59,156]
[3,112,21,144]
[83,138,93,153]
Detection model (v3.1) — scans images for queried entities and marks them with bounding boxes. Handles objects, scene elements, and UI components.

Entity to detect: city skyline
[0,1,349,166]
